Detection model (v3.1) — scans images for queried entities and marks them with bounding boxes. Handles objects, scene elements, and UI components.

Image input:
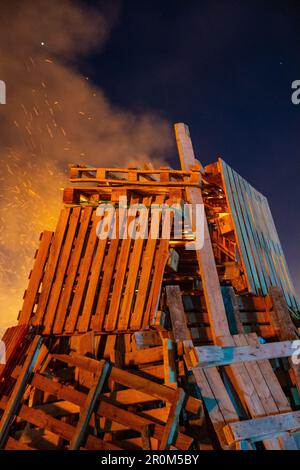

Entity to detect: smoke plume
[0,0,173,329]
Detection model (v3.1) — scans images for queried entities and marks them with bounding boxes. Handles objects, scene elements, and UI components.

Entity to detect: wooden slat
[221,335,282,449]
[192,367,240,449]
[105,196,139,331]
[69,361,110,449]
[221,286,244,334]
[77,207,115,333]
[219,158,300,313]
[117,196,152,331]
[232,335,284,418]
[32,209,71,326]
[43,207,82,334]
[64,211,99,333]
[219,160,257,293]
[224,410,300,445]
[53,207,93,334]
[166,285,192,342]
[245,333,291,413]
[144,239,169,328]
[91,200,127,331]
[190,339,300,368]
[19,231,53,324]
[159,388,185,449]
[130,195,165,329]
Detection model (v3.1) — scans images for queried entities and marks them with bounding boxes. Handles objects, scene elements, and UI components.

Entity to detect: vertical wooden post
[174,123,230,343]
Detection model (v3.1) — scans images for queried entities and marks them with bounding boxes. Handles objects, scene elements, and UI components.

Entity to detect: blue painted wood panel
[219,159,300,315]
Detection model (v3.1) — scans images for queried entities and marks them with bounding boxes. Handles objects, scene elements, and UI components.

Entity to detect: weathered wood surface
[189,339,300,368]
[219,158,300,314]
[224,410,300,445]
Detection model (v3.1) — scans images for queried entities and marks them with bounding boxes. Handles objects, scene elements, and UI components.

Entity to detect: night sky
[78,0,300,293]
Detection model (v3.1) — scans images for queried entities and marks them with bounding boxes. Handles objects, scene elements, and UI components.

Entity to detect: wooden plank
[232,335,281,417]
[91,200,128,331]
[77,206,115,333]
[159,388,185,449]
[43,207,82,334]
[166,285,192,342]
[111,346,163,366]
[133,330,162,350]
[175,124,230,342]
[220,335,282,449]
[69,361,110,449]
[0,335,42,447]
[64,211,99,333]
[147,240,170,327]
[245,333,291,413]
[105,196,139,331]
[190,339,300,368]
[233,168,269,294]
[19,231,53,324]
[219,159,257,293]
[32,209,71,326]
[223,410,300,445]
[192,367,239,449]
[53,207,93,334]
[243,181,278,290]
[130,195,165,329]
[117,196,152,330]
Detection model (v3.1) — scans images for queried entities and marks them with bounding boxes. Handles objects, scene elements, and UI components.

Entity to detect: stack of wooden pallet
[0,123,299,450]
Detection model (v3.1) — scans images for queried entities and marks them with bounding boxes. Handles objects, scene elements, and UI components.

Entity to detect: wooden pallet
[218,158,300,314]
[1,121,298,452]
[19,196,173,335]
[0,344,198,451]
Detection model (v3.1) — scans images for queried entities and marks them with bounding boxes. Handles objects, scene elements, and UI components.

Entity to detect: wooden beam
[166,285,192,342]
[223,410,300,445]
[159,388,185,450]
[174,123,230,342]
[189,339,300,368]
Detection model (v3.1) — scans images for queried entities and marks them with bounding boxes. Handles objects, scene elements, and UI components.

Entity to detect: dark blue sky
[83,0,300,293]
